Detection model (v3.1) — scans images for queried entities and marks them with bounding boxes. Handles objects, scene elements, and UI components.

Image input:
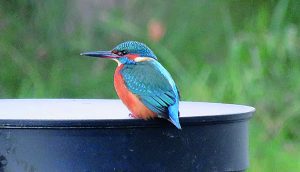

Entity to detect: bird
[81,41,181,129]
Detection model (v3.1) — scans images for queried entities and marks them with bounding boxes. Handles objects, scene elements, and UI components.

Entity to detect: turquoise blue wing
[121,60,179,119]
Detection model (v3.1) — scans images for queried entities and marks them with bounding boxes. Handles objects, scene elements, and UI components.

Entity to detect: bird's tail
[168,116,181,129]
[168,105,181,129]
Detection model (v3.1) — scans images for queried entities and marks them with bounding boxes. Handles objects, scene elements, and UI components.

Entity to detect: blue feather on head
[113,41,158,60]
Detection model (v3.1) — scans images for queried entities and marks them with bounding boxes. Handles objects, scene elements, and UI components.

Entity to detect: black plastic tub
[0,99,255,172]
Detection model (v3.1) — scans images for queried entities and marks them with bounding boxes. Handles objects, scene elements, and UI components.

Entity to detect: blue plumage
[114,41,158,60]
[81,41,181,129]
[121,59,181,129]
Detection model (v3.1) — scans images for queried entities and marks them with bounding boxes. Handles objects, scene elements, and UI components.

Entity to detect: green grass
[0,0,300,171]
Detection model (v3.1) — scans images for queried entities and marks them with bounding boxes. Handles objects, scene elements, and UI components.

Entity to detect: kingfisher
[81,41,181,129]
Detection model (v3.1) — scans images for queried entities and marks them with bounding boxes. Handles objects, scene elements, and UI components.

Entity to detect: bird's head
[81,41,157,65]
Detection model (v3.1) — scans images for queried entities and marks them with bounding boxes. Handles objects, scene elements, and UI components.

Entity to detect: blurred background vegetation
[0,0,299,171]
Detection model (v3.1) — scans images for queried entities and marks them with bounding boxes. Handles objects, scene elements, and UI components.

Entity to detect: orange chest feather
[114,65,156,119]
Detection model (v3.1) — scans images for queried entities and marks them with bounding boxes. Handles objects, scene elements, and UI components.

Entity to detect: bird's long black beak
[80,51,120,58]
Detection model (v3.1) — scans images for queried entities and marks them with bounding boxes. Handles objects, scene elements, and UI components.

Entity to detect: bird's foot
[129,113,138,119]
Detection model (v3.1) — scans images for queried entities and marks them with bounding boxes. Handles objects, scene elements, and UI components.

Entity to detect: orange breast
[114,65,156,119]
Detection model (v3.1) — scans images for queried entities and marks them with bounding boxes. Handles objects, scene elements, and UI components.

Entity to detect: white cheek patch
[134,57,154,62]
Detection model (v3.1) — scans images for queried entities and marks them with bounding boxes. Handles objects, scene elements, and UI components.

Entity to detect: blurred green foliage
[0,0,299,171]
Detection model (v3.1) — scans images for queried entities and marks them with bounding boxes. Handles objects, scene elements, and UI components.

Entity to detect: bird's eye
[113,50,127,56]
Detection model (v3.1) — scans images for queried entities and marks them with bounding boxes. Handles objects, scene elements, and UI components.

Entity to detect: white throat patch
[112,59,122,66]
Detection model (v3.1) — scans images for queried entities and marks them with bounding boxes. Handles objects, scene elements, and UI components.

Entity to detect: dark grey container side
[0,99,254,172]
[0,120,249,172]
